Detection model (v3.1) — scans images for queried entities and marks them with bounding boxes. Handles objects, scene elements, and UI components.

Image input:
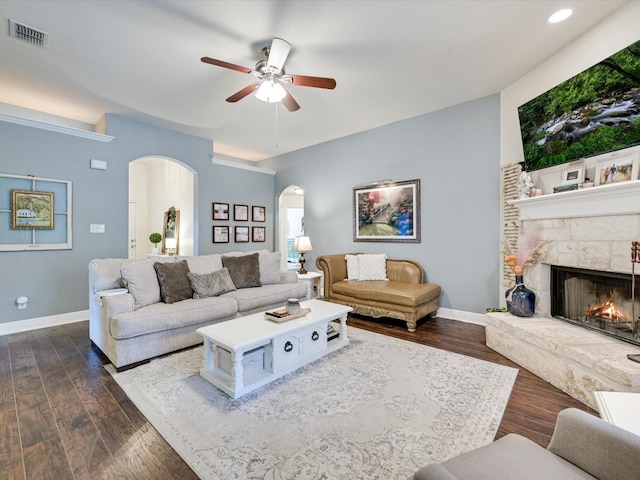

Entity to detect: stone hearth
[486,312,640,410]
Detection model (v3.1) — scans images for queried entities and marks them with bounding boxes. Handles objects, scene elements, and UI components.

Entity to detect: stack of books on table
[264,308,311,322]
[327,324,340,341]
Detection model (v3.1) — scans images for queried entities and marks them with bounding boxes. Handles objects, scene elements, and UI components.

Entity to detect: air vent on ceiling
[9,19,49,48]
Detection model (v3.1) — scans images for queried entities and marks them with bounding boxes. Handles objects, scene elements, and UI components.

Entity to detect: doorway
[278,185,304,270]
[129,156,196,259]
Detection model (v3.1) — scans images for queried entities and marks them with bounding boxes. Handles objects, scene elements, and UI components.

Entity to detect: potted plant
[149,232,162,254]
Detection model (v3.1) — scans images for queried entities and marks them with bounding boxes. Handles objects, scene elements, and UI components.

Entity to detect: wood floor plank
[22,436,73,480]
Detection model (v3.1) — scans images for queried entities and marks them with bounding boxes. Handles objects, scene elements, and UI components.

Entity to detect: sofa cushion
[332,280,440,307]
[154,260,193,304]
[222,252,262,288]
[109,296,238,340]
[89,258,126,292]
[120,258,173,310]
[181,254,223,274]
[223,282,307,313]
[259,251,283,285]
[187,267,237,299]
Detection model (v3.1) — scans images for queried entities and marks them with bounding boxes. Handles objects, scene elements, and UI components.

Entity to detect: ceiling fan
[201,37,336,112]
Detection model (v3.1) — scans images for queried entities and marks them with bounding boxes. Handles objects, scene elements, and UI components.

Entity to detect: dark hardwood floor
[0,315,592,479]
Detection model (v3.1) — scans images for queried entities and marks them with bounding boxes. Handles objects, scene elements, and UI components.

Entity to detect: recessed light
[548,8,572,24]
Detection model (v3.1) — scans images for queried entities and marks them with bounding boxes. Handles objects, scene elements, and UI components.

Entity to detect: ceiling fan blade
[282,74,336,89]
[226,83,260,102]
[266,37,291,72]
[201,56,253,75]
[281,89,300,112]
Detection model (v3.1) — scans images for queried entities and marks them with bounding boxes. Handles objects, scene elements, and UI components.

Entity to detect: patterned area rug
[112,327,518,480]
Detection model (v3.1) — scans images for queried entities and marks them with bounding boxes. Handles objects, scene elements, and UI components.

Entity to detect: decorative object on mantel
[629,241,640,363]
[503,227,548,317]
[516,170,533,199]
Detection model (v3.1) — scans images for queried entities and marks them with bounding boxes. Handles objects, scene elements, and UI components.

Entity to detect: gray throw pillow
[222,252,262,289]
[153,260,193,304]
[187,268,237,299]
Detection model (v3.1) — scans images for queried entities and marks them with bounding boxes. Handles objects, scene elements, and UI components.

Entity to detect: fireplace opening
[551,266,640,347]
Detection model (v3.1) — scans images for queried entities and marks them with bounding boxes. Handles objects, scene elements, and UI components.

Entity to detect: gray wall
[265,94,501,314]
[0,114,275,324]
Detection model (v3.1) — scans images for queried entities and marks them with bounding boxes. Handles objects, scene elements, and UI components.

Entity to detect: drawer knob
[284,341,293,352]
[311,331,319,341]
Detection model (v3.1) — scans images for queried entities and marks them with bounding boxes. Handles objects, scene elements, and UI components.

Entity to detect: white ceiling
[0,0,627,162]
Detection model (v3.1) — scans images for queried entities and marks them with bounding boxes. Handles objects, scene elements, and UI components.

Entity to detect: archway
[128,156,196,259]
[278,185,304,271]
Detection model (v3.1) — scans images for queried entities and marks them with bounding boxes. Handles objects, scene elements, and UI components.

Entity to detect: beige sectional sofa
[89,250,307,369]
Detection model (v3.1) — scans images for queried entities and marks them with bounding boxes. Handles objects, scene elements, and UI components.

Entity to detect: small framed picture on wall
[234,204,249,221]
[212,202,229,220]
[252,226,266,242]
[235,226,250,243]
[213,226,229,243]
[252,205,266,222]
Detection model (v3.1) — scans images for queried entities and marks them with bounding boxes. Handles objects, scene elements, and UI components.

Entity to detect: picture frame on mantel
[595,154,639,186]
[353,178,420,243]
[560,164,585,185]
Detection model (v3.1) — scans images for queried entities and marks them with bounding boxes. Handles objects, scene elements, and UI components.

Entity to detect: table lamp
[165,237,177,255]
[293,236,313,274]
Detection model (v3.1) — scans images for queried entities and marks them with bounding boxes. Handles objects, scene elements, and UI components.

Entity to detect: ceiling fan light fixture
[255,80,287,103]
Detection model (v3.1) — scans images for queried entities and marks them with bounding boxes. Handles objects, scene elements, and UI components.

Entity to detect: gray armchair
[412,408,640,480]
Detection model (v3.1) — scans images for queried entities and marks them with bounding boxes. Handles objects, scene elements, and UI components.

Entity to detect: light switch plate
[90,224,105,233]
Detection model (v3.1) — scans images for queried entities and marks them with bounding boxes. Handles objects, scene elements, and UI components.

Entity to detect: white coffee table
[196,299,352,398]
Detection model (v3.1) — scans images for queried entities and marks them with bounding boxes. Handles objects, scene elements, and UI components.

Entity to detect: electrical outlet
[90,224,105,233]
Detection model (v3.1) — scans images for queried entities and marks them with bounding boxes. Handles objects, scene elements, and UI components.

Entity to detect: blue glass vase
[505,275,536,317]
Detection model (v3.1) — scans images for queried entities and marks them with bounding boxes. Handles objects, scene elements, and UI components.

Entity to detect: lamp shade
[255,80,287,103]
[165,238,177,249]
[293,236,313,252]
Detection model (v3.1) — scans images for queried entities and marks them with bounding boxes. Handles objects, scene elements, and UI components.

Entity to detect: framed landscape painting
[11,189,55,229]
[353,179,420,243]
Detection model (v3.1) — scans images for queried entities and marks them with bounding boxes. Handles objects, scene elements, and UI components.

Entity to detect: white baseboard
[437,308,486,326]
[0,310,88,336]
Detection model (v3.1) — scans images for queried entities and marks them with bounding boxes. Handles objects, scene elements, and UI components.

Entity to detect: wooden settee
[316,254,441,332]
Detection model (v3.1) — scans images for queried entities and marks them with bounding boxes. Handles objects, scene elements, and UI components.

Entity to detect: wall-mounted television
[518,39,640,171]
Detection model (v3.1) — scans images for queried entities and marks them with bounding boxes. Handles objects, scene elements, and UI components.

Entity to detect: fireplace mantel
[509,180,640,220]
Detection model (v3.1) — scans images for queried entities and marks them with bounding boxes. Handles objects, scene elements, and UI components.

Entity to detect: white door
[128,202,137,259]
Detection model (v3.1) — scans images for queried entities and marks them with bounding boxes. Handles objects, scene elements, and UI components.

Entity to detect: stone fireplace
[486,180,640,409]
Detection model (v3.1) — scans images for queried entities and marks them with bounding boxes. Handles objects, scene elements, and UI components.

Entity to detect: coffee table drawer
[272,335,300,368]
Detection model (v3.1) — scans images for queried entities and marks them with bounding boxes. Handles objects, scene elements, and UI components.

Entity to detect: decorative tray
[265,308,311,323]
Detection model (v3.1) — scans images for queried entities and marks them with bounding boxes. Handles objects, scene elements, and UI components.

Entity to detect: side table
[593,391,640,436]
[297,271,322,299]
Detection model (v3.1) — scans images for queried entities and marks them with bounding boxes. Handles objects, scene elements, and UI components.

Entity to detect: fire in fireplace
[551,266,640,346]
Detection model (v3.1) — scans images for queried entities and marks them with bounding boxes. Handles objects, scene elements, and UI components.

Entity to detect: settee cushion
[187,268,237,299]
[222,252,262,288]
[154,260,193,304]
[332,280,440,307]
[345,254,388,280]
